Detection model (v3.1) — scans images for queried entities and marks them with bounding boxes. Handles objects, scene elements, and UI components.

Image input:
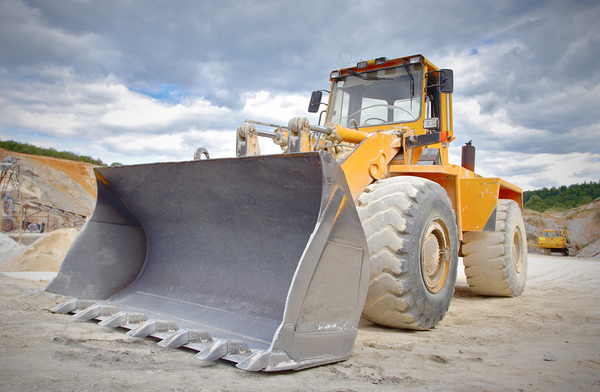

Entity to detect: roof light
[409,56,422,64]
[357,61,368,69]
[330,70,341,79]
[374,57,387,65]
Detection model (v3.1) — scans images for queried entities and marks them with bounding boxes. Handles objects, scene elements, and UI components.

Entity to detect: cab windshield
[326,63,423,128]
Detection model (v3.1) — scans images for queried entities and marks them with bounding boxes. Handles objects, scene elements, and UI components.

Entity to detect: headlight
[423,118,440,130]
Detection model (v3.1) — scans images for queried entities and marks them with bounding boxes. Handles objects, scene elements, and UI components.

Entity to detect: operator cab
[325,61,423,129]
[309,55,453,134]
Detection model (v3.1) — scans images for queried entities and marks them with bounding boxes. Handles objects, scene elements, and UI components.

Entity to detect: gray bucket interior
[47,152,363,349]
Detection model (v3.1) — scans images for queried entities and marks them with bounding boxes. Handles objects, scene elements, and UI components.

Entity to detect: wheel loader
[46,54,528,371]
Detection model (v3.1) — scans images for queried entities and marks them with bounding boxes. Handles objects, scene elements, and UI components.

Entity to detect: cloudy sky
[1,0,599,190]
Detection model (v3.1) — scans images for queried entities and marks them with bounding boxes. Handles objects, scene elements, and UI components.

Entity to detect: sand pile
[0,228,77,272]
[0,233,27,264]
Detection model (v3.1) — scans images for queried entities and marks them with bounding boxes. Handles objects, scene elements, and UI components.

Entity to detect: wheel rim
[512,227,524,273]
[421,219,451,294]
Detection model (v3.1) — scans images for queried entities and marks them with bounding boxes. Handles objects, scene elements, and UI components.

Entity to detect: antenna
[340,49,352,66]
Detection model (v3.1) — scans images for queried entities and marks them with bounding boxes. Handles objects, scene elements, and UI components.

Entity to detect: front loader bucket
[46,151,369,371]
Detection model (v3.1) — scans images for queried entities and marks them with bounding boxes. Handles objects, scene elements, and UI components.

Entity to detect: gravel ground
[1,254,599,391]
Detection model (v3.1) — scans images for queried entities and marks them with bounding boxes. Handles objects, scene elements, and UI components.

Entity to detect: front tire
[357,176,459,330]
[462,199,527,296]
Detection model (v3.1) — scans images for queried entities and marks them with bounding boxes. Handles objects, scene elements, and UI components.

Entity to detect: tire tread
[462,200,527,296]
[357,176,458,330]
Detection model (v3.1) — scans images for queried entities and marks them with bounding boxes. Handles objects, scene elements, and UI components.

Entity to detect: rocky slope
[524,198,600,257]
[1,148,96,230]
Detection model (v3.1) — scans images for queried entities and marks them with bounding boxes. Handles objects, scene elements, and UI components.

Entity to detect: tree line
[524,181,600,212]
[0,139,106,166]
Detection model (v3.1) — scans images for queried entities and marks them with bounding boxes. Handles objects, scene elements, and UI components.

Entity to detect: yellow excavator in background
[46,54,528,372]
[538,228,575,256]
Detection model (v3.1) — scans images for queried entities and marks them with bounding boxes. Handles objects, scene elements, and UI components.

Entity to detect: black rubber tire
[357,176,459,330]
[462,199,527,296]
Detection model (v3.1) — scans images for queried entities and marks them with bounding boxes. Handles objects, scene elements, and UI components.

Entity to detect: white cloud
[240,91,317,125]
[102,133,185,155]
[470,151,600,191]
[100,93,230,128]
[1,0,599,190]
[452,97,547,145]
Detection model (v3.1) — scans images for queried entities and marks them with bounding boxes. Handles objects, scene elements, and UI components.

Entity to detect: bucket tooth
[195,339,251,362]
[158,329,189,349]
[74,305,120,321]
[73,304,100,320]
[51,299,96,314]
[51,298,78,314]
[126,319,178,338]
[195,338,228,361]
[235,350,270,372]
[98,311,128,327]
[158,328,212,349]
[127,319,158,337]
[264,351,299,372]
[99,311,148,328]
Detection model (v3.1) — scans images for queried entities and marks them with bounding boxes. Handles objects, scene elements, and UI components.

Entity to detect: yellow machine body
[244,54,524,238]
[538,229,572,255]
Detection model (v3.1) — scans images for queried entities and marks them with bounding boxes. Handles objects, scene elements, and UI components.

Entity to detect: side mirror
[440,69,453,94]
[307,91,323,113]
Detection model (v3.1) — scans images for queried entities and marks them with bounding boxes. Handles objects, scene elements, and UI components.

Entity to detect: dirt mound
[0,228,78,272]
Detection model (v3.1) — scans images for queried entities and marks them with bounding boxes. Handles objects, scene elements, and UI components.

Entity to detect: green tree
[524,194,545,212]
[0,140,106,166]
[523,181,600,212]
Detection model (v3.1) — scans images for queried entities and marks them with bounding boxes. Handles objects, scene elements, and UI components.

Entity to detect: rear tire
[357,176,458,330]
[462,199,527,296]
